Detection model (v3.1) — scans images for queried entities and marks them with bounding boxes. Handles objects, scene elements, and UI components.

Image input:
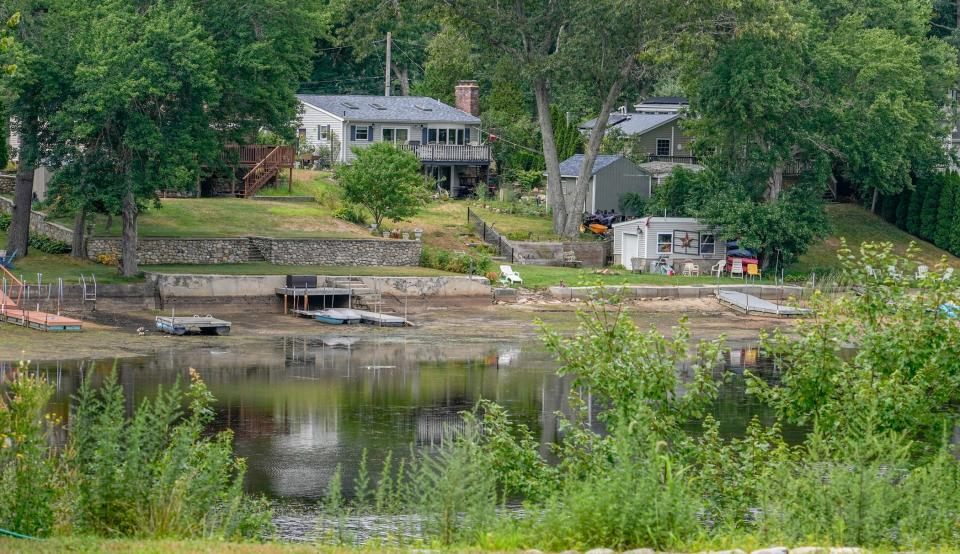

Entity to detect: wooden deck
[1,306,83,331]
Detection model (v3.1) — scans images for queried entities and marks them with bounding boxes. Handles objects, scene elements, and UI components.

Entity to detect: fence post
[482,221,486,239]
[467,206,470,223]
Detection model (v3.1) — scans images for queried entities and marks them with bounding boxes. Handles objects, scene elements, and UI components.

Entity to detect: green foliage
[28,235,70,254]
[331,204,367,226]
[0,212,10,231]
[0,368,59,537]
[420,246,492,275]
[618,192,648,217]
[550,105,582,162]
[67,368,271,539]
[876,172,960,261]
[919,176,941,240]
[335,143,427,228]
[512,169,544,192]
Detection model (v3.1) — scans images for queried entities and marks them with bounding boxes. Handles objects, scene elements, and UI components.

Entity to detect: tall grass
[0,366,271,540]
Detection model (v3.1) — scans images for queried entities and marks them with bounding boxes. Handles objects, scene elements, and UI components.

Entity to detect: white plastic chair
[682,261,700,277]
[944,267,954,281]
[887,265,903,281]
[915,265,929,280]
[730,259,744,279]
[499,265,523,285]
[710,260,725,278]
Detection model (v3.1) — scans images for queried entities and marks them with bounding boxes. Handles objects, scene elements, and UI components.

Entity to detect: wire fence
[466,207,515,264]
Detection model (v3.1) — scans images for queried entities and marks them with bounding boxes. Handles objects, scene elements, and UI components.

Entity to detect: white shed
[612,217,725,272]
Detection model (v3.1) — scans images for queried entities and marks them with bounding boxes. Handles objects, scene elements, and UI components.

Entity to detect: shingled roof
[297,94,481,124]
[579,112,681,136]
[558,154,626,177]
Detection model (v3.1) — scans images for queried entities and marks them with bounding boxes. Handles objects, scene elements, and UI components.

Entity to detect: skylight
[342,101,359,109]
[370,103,387,110]
[414,104,433,112]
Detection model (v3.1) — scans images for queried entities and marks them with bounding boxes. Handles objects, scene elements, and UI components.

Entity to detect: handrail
[0,264,22,307]
[243,146,284,197]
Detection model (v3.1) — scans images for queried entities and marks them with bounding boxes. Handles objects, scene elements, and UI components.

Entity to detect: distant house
[580,96,695,162]
[638,160,705,188]
[5,124,52,202]
[548,154,652,215]
[612,216,725,271]
[297,82,491,197]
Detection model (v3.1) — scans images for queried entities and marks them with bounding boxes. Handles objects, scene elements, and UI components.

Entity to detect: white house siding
[613,217,725,269]
[343,122,476,162]
[298,103,346,159]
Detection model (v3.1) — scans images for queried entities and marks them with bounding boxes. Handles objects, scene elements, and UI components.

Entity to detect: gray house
[548,154,651,214]
[580,97,694,161]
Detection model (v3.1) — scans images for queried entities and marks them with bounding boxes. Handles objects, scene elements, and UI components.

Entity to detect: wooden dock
[276,287,354,314]
[716,290,811,317]
[155,316,231,336]
[1,276,83,332]
[292,307,411,327]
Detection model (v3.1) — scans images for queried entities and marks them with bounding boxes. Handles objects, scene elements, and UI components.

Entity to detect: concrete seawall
[146,273,492,298]
[548,284,806,301]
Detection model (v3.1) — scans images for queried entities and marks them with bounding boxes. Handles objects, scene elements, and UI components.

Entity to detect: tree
[934,174,956,249]
[437,0,692,236]
[335,143,427,229]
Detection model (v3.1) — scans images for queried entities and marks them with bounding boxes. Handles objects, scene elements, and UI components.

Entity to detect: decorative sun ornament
[679,233,695,248]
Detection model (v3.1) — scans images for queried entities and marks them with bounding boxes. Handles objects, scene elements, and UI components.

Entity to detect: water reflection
[3,338,789,502]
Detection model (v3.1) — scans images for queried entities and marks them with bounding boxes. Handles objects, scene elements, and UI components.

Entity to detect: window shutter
[350,125,356,141]
[367,126,374,141]
[465,128,471,144]
[422,128,428,144]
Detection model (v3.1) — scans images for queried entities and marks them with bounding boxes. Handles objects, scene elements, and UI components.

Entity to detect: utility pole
[384,31,392,97]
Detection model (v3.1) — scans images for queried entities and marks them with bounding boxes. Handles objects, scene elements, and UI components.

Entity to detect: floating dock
[716,290,811,317]
[155,316,231,336]
[0,285,83,332]
[292,307,411,327]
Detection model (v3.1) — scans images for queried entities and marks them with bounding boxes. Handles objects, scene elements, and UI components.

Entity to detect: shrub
[420,246,491,274]
[332,204,368,226]
[514,169,543,191]
[96,253,119,267]
[28,235,71,254]
[0,213,10,231]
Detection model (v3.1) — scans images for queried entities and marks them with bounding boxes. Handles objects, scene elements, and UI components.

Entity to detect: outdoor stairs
[331,277,396,313]
[247,239,267,262]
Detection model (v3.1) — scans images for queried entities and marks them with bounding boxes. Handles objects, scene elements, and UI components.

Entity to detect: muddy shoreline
[2,294,794,361]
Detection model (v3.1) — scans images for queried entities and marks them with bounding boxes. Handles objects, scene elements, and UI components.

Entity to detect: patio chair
[746,263,762,282]
[944,267,955,281]
[865,265,878,279]
[710,260,725,278]
[887,265,903,281]
[0,249,16,270]
[730,259,744,279]
[915,264,929,280]
[499,265,523,286]
[681,261,700,277]
[561,250,582,268]
[630,258,644,273]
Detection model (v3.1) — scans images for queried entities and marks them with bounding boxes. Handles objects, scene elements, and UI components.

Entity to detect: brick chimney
[454,80,480,117]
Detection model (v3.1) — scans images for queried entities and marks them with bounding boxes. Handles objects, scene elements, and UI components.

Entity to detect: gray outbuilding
[549,154,652,215]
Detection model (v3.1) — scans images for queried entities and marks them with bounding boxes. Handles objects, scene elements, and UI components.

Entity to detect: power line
[390,40,425,73]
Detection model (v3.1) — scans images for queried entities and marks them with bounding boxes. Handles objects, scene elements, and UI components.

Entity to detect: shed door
[623,232,641,270]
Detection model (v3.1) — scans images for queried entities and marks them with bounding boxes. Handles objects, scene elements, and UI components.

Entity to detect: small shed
[548,154,652,214]
[612,216,725,272]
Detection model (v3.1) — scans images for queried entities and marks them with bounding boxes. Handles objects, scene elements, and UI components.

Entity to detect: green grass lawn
[254,169,338,197]
[0,229,139,285]
[511,265,747,290]
[142,263,456,277]
[792,203,960,274]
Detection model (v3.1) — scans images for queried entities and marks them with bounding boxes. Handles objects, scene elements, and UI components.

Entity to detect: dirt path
[1,295,794,361]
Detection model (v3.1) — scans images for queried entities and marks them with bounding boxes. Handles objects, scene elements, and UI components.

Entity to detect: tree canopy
[335,142,428,229]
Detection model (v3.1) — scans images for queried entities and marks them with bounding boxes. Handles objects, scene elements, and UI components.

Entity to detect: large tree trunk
[765,164,784,202]
[71,208,87,259]
[563,57,636,237]
[6,165,34,256]
[392,64,410,96]
[532,76,565,235]
[120,188,138,277]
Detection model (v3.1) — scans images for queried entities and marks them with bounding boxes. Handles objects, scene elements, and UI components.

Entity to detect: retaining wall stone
[0,195,74,244]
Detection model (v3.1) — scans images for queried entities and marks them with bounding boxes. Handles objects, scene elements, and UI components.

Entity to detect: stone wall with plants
[0,173,14,194]
[87,236,421,266]
[0,195,75,244]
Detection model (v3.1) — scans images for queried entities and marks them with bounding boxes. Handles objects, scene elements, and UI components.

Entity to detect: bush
[0,213,10,231]
[332,204,368,226]
[514,169,543,191]
[29,235,71,254]
[420,246,491,274]
[96,253,119,267]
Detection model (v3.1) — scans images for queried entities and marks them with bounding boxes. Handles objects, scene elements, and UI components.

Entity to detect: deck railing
[400,144,491,163]
[222,145,296,167]
[646,154,699,164]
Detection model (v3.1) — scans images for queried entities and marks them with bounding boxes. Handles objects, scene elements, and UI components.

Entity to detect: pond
[3,335,793,539]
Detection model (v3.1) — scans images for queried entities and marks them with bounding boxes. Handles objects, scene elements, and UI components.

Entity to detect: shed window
[700,233,716,255]
[657,232,673,253]
[656,139,671,156]
[354,126,369,141]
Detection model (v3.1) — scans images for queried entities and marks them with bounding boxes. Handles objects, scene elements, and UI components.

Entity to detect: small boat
[313,308,362,325]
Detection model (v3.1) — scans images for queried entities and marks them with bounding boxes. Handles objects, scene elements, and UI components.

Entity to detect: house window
[318,125,331,140]
[438,129,448,143]
[656,139,671,156]
[456,129,464,145]
[428,128,437,143]
[427,128,466,145]
[657,232,673,253]
[354,126,369,141]
[700,233,716,255]
[297,128,306,141]
[382,128,409,144]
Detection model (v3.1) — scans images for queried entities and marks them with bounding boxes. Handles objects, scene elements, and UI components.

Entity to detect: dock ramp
[716,290,811,317]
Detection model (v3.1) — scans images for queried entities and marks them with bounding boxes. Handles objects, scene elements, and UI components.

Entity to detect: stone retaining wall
[88,236,421,266]
[0,173,14,195]
[0,195,74,244]
[148,273,489,297]
[511,239,611,267]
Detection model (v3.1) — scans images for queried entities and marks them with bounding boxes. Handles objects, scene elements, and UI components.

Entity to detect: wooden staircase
[219,145,296,198]
[240,146,295,198]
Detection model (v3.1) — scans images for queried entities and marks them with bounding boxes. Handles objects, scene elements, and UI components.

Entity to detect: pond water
[3,335,793,539]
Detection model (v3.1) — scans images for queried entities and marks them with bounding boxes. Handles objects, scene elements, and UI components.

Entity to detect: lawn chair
[0,249,16,270]
[561,250,582,268]
[915,264,929,280]
[730,258,744,279]
[887,265,903,281]
[499,265,523,286]
[681,261,700,277]
[746,263,762,283]
[944,267,955,281]
[865,265,878,279]
[710,260,725,278]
